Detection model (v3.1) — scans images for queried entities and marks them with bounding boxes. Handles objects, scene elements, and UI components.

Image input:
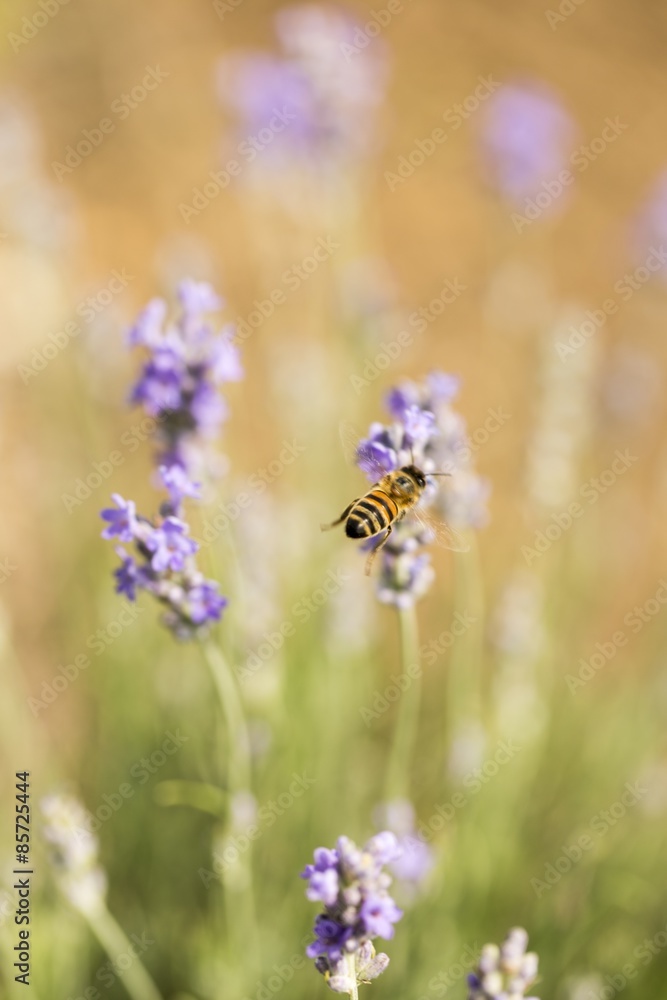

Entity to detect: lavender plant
[356,371,488,609]
[354,374,488,807]
[467,928,539,1000]
[100,279,241,639]
[302,833,403,996]
[216,3,388,175]
[99,280,257,988]
[477,80,576,210]
[41,794,163,1000]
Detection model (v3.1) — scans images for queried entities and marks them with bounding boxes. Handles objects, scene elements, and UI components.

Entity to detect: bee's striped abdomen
[345,490,398,539]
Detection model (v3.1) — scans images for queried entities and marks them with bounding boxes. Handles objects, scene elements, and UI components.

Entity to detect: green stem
[346,953,359,1000]
[86,903,163,1000]
[446,533,485,743]
[202,641,252,792]
[384,604,421,802]
[201,642,259,988]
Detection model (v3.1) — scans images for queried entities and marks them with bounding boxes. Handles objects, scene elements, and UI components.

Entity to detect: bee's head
[400,465,426,490]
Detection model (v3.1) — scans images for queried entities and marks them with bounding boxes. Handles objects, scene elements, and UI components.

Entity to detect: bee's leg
[320,500,358,532]
[364,524,392,576]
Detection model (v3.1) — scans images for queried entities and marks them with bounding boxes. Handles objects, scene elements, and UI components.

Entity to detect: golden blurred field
[1,2,667,999]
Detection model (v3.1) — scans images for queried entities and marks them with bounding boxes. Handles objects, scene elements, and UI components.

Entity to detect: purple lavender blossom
[355,373,488,606]
[478,81,576,209]
[102,279,238,639]
[302,833,402,992]
[144,517,199,573]
[128,279,242,479]
[467,928,540,1000]
[159,464,202,510]
[100,494,137,543]
[216,4,389,173]
[102,506,226,639]
[373,799,435,894]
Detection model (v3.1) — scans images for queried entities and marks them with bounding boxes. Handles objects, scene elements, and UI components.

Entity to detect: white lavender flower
[41,794,107,915]
[467,927,540,999]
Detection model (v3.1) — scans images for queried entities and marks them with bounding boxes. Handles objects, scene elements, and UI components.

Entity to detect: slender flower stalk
[202,643,258,984]
[302,833,403,994]
[383,604,421,802]
[41,794,163,1000]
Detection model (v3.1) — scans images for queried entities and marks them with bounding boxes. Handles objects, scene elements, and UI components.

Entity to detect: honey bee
[322,428,468,575]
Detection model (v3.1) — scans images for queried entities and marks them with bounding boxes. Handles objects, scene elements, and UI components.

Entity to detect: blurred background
[1,0,667,998]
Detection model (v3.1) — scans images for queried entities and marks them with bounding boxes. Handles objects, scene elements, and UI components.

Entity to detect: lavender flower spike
[467,927,540,1000]
[477,80,576,210]
[100,495,226,640]
[302,833,403,993]
[41,793,107,915]
[356,372,489,607]
[127,278,242,481]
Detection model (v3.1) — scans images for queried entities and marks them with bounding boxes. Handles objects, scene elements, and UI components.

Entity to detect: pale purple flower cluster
[101,493,227,639]
[302,833,403,993]
[478,81,576,208]
[373,799,435,897]
[356,372,489,607]
[217,3,388,171]
[467,928,539,1000]
[128,278,242,485]
[100,280,237,638]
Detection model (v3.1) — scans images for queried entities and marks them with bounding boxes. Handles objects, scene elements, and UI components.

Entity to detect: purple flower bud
[478,80,576,208]
[100,494,137,543]
[145,517,198,573]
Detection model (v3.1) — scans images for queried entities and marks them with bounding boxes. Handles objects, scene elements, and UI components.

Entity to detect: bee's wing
[339,420,388,483]
[412,503,470,553]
